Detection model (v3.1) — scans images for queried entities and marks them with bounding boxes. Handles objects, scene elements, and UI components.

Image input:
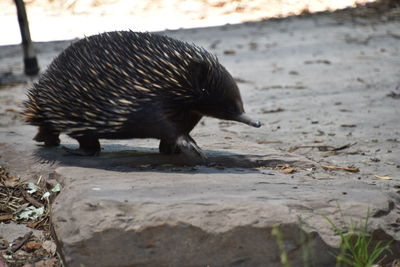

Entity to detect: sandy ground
[1,0,377,45]
[1,2,399,179]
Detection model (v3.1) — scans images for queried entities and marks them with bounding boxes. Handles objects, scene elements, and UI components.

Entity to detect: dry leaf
[276,164,289,169]
[261,107,285,113]
[3,175,20,187]
[5,108,20,113]
[276,164,296,174]
[281,168,296,174]
[254,166,267,171]
[341,124,357,128]
[374,175,393,180]
[0,214,13,222]
[23,241,42,252]
[322,165,359,173]
[42,240,57,255]
[223,49,235,55]
[16,206,45,220]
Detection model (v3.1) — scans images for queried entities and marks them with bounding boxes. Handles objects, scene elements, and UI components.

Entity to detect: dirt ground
[0,0,400,266]
[0,0,380,45]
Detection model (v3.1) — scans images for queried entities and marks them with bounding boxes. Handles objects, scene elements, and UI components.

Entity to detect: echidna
[23,31,261,158]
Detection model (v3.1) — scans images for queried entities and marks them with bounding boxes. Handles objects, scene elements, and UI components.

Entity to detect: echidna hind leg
[64,135,100,156]
[33,125,60,147]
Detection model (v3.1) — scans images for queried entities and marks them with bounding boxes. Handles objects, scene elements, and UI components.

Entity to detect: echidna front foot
[175,135,207,161]
[34,126,60,147]
[159,139,180,155]
[63,135,100,156]
[159,136,206,160]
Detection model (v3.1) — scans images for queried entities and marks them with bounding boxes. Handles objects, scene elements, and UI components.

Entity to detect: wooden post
[14,0,40,76]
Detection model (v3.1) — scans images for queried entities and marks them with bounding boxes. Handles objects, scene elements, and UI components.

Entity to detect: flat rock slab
[52,160,396,267]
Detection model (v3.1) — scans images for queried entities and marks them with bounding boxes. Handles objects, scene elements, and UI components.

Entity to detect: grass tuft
[321,208,392,267]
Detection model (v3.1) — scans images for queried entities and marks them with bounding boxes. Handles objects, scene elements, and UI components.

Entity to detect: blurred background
[1,0,380,45]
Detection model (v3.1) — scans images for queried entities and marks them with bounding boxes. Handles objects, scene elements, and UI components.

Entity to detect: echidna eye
[201,88,208,94]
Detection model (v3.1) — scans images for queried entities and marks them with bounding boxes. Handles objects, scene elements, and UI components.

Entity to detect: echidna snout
[232,114,262,128]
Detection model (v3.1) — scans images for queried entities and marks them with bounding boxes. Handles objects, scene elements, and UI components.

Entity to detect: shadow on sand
[32,143,315,174]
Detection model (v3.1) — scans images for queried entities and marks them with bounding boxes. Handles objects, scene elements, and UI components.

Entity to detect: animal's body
[23,31,261,158]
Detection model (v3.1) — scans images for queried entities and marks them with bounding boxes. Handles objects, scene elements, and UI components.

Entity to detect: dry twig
[10,231,32,253]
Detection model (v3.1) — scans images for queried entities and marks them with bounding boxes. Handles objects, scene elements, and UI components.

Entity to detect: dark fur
[23,31,246,155]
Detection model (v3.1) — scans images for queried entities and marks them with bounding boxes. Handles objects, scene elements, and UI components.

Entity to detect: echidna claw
[176,136,207,161]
